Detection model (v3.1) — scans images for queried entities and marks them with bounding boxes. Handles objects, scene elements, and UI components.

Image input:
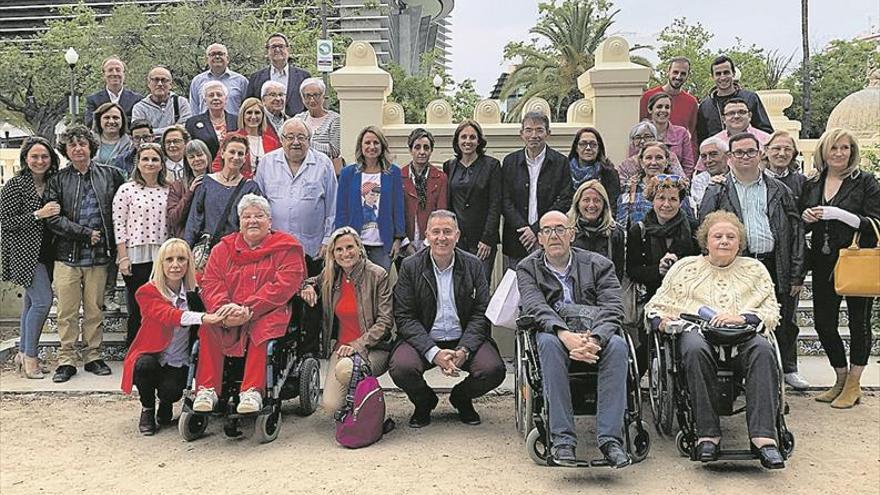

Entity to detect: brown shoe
[815,369,846,403]
[23,356,45,379]
[830,372,862,409]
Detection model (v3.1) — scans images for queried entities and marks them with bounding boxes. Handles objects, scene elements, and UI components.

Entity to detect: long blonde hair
[321,227,367,303]
[811,128,861,179]
[567,179,614,236]
[150,238,197,299]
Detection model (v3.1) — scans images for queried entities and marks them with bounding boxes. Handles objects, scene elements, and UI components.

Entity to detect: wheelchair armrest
[515,315,536,330]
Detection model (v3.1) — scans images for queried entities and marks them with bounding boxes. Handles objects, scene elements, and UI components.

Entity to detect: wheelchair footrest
[710,449,758,461]
[548,458,614,468]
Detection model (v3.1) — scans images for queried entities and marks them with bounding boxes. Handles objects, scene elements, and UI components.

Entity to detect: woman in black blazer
[185,80,238,161]
[800,128,880,409]
[442,120,502,282]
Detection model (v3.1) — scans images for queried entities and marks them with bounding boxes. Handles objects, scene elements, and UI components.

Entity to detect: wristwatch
[455,346,470,361]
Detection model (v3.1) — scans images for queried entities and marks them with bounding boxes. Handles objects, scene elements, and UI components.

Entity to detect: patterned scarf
[412,164,430,210]
[569,157,599,188]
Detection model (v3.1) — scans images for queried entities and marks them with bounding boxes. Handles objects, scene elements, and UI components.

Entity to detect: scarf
[643,209,693,256]
[411,164,430,209]
[576,217,605,238]
[570,157,599,187]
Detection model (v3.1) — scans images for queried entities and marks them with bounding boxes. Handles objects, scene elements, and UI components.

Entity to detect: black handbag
[679,313,757,347]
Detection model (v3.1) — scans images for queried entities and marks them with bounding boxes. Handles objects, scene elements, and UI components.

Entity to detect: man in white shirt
[84,57,144,127]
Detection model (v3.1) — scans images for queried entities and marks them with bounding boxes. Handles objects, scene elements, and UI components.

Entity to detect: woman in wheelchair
[121,239,226,435]
[645,211,787,469]
[191,194,306,415]
[300,227,393,413]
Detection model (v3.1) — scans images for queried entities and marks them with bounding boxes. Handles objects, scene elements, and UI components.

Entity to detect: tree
[446,79,481,122]
[0,0,325,144]
[385,61,438,125]
[500,0,646,122]
[801,0,812,137]
[784,39,880,138]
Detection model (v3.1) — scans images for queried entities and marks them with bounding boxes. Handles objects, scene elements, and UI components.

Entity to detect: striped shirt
[732,173,774,255]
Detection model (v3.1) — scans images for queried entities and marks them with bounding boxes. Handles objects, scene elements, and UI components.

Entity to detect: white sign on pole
[317,39,333,72]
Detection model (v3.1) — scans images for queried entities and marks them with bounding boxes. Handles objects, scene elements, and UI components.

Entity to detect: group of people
[1,48,878,467]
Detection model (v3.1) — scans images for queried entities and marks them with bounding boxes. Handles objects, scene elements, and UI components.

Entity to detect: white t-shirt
[360,172,382,246]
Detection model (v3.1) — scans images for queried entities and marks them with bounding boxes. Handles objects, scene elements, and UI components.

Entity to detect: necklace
[220,171,240,183]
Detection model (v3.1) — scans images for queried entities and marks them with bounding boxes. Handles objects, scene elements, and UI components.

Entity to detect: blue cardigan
[335,163,406,254]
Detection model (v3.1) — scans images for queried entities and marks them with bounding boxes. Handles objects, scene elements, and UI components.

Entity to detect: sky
[448,0,880,97]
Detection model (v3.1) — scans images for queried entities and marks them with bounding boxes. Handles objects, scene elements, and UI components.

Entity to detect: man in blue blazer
[245,33,310,117]
[84,58,144,128]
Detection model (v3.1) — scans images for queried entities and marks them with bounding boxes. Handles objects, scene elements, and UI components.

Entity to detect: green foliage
[653,18,788,98]
[385,62,438,125]
[445,79,481,122]
[0,0,325,142]
[783,39,880,138]
[500,0,644,122]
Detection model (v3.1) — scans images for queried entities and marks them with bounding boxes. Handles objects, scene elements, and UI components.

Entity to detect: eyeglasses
[699,151,721,160]
[149,77,171,85]
[767,145,795,154]
[538,225,570,238]
[164,139,185,146]
[631,134,655,142]
[522,127,546,135]
[208,51,227,58]
[265,92,285,99]
[723,110,749,117]
[267,43,288,51]
[729,149,760,159]
[302,92,323,100]
[577,140,599,150]
[282,133,309,143]
[131,134,154,143]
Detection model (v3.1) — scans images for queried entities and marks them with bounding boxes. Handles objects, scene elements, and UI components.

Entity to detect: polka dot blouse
[112,182,170,250]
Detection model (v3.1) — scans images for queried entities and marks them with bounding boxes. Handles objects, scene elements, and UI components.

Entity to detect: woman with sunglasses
[113,143,171,346]
[617,121,686,187]
[616,141,693,228]
[300,227,393,413]
[626,175,698,375]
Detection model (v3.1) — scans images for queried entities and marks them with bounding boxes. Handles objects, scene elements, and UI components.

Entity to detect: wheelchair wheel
[649,337,676,436]
[514,335,534,439]
[255,409,282,444]
[628,420,651,463]
[178,411,208,442]
[525,427,549,466]
[298,357,321,415]
[675,430,693,458]
[779,430,795,458]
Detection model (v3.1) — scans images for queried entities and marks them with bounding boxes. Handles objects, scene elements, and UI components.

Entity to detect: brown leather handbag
[834,217,880,297]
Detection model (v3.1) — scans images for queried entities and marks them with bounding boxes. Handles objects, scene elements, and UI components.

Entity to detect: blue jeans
[20,262,52,358]
[365,245,392,271]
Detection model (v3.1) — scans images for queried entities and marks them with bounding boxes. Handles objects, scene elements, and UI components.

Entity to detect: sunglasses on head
[655,174,681,183]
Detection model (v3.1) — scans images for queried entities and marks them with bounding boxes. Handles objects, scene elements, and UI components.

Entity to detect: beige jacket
[308,259,394,364]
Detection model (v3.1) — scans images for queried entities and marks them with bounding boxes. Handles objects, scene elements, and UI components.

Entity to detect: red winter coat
[121,282,197,394]
[401,163,447,243]
[199,231,305,356]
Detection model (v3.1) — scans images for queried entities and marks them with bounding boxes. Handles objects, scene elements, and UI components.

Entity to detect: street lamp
[64,47,79,121]
[432,74,443,97]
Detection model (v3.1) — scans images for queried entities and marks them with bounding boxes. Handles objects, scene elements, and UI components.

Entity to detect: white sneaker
[237,388,263,414]
[784,372,810,390]
[192,387,218,413]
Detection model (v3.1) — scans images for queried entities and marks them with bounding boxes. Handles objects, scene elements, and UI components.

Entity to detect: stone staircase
[7,275,880,362]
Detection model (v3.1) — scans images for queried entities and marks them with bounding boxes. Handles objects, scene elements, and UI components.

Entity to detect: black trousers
[679,331,779,439]
[811,254,874,367]
[293,255,324,356]
[124,262,153,346]
[750,253,801,374]
[132,354,188,409]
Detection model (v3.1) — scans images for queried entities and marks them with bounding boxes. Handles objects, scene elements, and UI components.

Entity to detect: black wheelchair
[514,315,651,467]
[648,314,795,463]
[177,315,321,444]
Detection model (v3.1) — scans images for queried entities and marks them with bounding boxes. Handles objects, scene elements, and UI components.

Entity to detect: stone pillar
[578,36,652,164]
[758,89,802,136]
[329,42,393,163]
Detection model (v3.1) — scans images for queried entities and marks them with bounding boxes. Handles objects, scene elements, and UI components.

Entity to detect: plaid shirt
[69,171,110,267]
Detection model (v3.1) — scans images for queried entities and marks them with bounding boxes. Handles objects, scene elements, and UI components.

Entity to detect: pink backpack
[335,354,394,448]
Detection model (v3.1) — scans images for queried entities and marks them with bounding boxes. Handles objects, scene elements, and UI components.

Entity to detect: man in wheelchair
[517,211,631,468]
[645,211,788,469]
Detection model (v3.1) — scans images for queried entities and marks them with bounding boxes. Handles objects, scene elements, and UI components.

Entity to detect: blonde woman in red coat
[121,238,226,435]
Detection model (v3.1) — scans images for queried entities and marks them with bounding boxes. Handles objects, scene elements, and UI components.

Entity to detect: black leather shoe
[156,401,173,426]
[139,408,157,436]
[551,445,577,467]
[600,440,632,469]
[52,365,77,383]
[753,444,785,469]
[449,393,481,425]
[84,359,112,376]
[408,394,438,428]
[696,440,720,462]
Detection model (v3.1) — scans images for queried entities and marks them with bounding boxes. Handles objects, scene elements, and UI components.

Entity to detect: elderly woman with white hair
[191,193,307,415]
[185,80,239,161]
[294,77,342,174]
[617,121,686,187]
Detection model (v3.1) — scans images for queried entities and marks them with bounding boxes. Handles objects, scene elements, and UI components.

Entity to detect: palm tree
[500,0,647,122]
[801,0,811,137]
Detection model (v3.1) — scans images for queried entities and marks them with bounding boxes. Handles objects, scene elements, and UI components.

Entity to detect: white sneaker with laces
[237,388,263,414]
[784,372,810,390]
[192,387,218,413]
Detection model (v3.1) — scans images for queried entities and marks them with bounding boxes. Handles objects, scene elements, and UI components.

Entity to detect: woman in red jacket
[400,128,447,258]
[192,194,306,416]
[121,238,225,435]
